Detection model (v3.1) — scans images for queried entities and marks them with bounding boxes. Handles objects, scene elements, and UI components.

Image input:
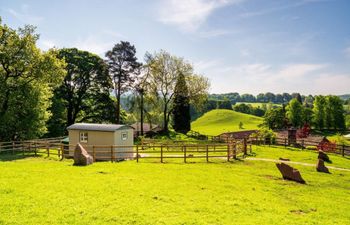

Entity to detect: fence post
[136,145,139,163]
[60,143,64,160]
[233,143,237,160]
[22,143,24,156]
[206,145,209,162]
[12,142,15,155]
[110,146,114,163]
[301,140,305,150]
[34,141,37,156]
[284,138,287,148]
[183,146,186,163]
[342,144,345,157]
[243,138,247,156]
[227,144,230,162]
[92,146,96,162]
[46,141,50,157]
[160,145,163,163]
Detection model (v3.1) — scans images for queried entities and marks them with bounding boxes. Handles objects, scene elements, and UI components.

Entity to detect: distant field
[1,146,350,225]
[191,109,263,136]
[235,102,281,108]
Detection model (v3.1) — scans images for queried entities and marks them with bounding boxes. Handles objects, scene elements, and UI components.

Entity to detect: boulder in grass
[318,150,330,163]
[316,159,330,173]
[276,163,306,184]
[74,143,93,166]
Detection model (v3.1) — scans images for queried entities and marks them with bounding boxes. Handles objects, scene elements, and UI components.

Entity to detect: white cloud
[270,63,327,82]
[73,35,114,56]
[38,39,57,50]
[313,73,350,95]
[344,47,350,58]
[194,60,346,94]
[198,29,233,38]
[157,0,241,32]
[7,4,43,25]
[239,0,330,19]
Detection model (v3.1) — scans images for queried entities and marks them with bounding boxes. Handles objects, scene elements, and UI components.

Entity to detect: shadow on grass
[0,153,38,162]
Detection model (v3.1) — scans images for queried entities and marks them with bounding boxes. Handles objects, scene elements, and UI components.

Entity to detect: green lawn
[251,145,350,169]
[1,146,350,225]
[191,109,263,136]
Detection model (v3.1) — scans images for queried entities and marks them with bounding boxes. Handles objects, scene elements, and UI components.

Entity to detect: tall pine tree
[172,72,190,134]
[105,41,141,124]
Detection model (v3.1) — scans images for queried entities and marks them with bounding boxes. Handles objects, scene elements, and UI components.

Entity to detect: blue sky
[1,0,350,95]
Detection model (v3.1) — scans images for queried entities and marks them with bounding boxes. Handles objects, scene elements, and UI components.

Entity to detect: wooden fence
[249,136,350,157]
[0,138,250,163]
[0,137,66,159]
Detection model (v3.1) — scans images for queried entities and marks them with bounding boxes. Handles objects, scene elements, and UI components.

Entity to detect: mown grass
[250,145,350,169]
[1,146,350,225]
[191,109,263,136]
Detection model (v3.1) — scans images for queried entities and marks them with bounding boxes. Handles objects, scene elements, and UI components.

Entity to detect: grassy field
[1,146,350,225]
[252,145,350,169]
[235,102,281,108]
[191,109,263,135]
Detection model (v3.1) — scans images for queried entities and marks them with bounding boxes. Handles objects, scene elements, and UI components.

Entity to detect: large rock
[316,159,330,173]
[276,163,306,184]
[318,150,330,163]
[74,143,93,166]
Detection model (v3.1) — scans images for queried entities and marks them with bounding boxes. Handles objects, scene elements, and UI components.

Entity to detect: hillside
[191,109,263,136]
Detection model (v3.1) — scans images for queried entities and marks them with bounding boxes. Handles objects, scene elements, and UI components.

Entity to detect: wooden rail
[0,138,250,163]
[250,137,350,156]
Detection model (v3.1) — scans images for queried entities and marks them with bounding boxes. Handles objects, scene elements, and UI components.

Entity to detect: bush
[253,128,276,144]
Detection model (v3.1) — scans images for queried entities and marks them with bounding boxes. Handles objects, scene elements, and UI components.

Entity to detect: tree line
[0,20,210,141]
[264,96,346,130]
[210,92,335,105]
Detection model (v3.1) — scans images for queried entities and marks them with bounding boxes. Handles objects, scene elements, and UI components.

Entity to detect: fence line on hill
[0,138,250,163]
[249,136,350,156]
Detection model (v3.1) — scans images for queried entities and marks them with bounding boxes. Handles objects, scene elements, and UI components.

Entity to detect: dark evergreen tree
[172,73,191,134]
[292,93,302,104]
[105,41,141,123]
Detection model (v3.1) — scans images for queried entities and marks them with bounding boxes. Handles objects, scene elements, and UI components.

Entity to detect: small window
[121,132,127,141]
[80,132,88,143]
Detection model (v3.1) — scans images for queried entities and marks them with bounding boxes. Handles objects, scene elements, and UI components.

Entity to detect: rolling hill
[191,109,263,136]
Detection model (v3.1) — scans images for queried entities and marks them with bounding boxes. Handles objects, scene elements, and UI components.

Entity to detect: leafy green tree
[302,107,313,125]
[264,108,285,129]
[233,103,251,114]
[217,99,232,110]
[172,72,190,133]
[47,48,116,136]
[0,20,65,140]
[286,98,303,127]
[327,95,345,130]
[313,95,326,129]
[105,41,142,124]
[145,50,209,132]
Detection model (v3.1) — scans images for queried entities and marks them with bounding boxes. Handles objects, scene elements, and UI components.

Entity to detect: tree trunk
[116,76,121,124]
[67,103,74,126]
[163,103,168,132]
[140,91,144,136]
